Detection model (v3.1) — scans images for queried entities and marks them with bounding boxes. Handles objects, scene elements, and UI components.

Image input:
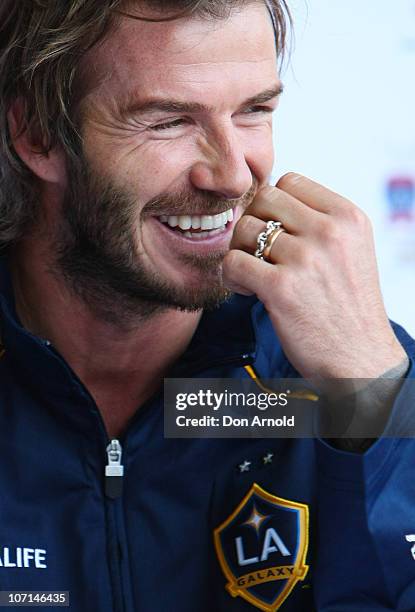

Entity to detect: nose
[189,123,253,200]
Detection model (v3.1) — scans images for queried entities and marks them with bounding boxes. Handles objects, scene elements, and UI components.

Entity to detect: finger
[245,184,321,236]
[224,280,255,297]
[230,214,266,252]
[223,249,278,298]
[265,229,297,264]
[231,215,298,264]
[276,172,351,215]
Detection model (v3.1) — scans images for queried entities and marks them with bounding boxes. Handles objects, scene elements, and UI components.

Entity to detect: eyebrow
[119,84,284,117]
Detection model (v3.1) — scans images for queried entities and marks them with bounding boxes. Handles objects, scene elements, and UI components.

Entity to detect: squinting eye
[244,106,274,114]
[150,119,186,132]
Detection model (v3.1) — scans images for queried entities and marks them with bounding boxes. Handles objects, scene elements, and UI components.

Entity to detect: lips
[147,205,239,251]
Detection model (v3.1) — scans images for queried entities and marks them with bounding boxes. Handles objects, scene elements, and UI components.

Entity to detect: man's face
[59,1,281,319]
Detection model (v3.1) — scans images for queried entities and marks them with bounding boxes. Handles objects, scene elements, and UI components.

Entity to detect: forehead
[82,2,279,111]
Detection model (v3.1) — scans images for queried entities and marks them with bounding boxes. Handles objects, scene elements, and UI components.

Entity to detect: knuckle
[339,202,370,229]
[316,217,337,243]
[276,172,301,191]
[253,186,278,212]
[259,185,276,200]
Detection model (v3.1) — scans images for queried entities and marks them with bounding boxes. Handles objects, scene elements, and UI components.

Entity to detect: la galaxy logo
[214,483,309,611]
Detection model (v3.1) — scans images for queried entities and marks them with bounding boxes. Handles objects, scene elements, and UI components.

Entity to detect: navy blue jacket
[0,258,414,612]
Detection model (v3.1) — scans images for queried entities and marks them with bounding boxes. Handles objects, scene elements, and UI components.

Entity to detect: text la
[236,528,291,566]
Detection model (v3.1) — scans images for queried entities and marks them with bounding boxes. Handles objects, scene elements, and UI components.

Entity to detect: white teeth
[201,216,214,230]
[167,215,178,228]
[213,214,223,229]
[191,216,201,229]
[178,215,192,231]
[160,208,234,231]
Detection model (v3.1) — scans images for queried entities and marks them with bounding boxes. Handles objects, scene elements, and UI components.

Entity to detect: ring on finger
[254,220,282,260]
[263,227,286,262]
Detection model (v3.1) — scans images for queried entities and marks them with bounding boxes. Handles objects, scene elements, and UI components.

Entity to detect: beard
[54,154,257,327]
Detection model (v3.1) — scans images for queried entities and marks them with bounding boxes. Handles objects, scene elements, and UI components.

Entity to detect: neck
[10,239,202,438]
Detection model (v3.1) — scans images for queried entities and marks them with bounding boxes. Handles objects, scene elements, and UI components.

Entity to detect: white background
[272,0,415,334]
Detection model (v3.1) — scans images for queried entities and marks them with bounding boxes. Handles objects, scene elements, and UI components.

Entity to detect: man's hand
[223,173,407,379]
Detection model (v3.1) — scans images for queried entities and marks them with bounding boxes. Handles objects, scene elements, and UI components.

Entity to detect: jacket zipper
[103,438,131,612]
[99,353,254,612]
[105,439,124,499]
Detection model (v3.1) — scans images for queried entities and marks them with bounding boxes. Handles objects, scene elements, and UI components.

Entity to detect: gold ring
[263,227,286,261]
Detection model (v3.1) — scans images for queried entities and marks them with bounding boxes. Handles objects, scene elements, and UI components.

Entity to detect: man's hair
[0,0,291,251]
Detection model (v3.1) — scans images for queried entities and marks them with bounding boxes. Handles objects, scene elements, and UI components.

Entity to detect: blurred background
[272,0,415,334]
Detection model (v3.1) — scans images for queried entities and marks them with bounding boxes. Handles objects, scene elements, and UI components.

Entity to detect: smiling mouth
[156,208,234,239]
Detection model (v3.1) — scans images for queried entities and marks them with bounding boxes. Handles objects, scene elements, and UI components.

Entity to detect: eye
[150,118,187,132]
[243,105,275,115]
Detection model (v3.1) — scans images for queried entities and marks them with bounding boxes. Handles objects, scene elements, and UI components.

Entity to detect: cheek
[241,129,275,183]
[124,141,197,196]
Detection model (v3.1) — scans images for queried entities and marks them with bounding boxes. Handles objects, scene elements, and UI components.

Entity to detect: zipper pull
[105,439,124,499]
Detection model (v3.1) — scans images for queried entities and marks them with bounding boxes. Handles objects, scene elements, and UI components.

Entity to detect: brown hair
[0,0,291,250]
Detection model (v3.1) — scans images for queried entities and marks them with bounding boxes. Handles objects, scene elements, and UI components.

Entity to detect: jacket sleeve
[314,322,415,611]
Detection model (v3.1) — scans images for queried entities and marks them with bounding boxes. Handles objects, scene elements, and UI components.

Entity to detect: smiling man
[6,1,286,437]
[57,4,279,320]
[0,1,414,611]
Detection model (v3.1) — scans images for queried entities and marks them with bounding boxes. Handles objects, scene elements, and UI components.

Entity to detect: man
[0,1,413,610]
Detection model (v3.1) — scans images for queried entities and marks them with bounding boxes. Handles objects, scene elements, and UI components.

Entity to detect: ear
[7,98,67,185]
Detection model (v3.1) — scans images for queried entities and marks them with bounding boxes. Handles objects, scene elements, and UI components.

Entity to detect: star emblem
[244,505,269,533]
[263,452,274,465]
[238,460,251,473]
